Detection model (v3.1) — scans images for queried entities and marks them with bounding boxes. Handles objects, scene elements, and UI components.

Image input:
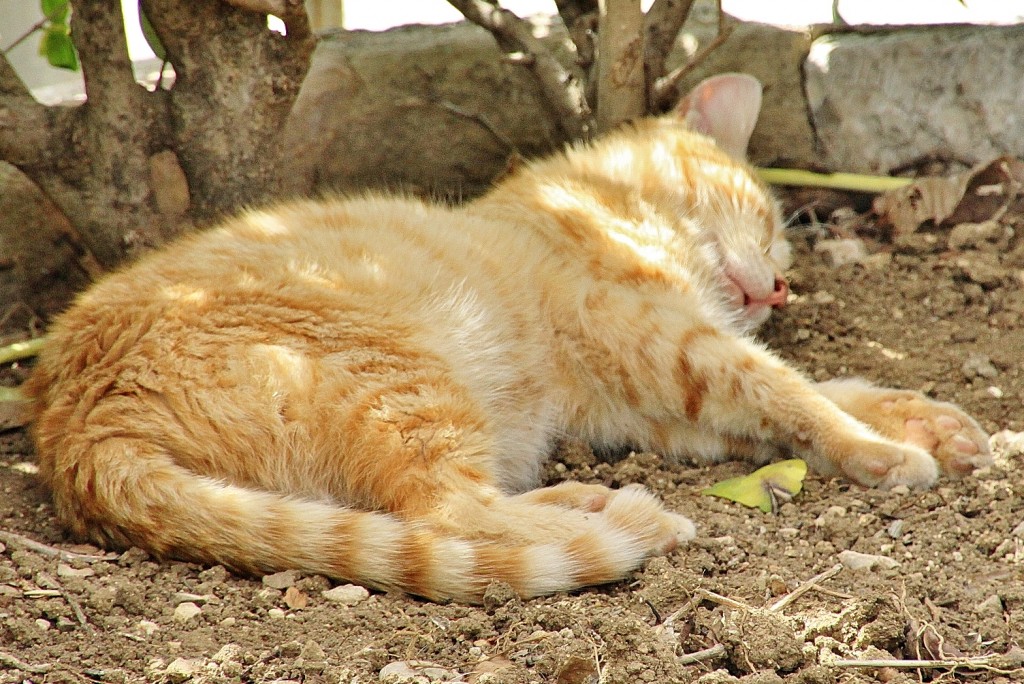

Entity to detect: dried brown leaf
[905,618,964,660]
[283,586,308,610]
[873,156,1024,234]
[468,655,518,683]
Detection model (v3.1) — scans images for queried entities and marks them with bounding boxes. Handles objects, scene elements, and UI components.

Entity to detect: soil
[0,196,1022,684]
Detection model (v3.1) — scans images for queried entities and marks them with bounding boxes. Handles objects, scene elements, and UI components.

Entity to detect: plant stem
[756,167,913,193]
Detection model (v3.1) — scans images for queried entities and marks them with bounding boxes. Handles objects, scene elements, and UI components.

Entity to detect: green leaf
[138,2,167,62]
[702,459,808,513]
[41,0,69,23]
[41,24,78,71]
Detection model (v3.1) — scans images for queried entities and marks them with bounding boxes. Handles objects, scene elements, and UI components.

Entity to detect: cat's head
[670,73,792,330]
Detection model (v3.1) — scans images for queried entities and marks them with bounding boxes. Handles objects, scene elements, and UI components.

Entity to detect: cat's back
[28,195,553,423]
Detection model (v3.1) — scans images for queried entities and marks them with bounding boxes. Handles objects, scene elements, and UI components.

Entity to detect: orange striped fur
[26,75,990,602]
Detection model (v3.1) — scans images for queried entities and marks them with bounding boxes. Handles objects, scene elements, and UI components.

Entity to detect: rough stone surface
[280,22,566,200]
[806,25,1024,174]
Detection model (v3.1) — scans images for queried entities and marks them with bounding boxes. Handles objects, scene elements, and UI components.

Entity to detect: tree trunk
[0,0,314,272]
[595,0,645,132]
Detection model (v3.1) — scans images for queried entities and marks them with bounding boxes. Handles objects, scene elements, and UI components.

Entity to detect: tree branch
[71,1,148,113]
[643,0,694,110]
[651,21,732,111]
[595,0,645,132]
[0,51,33,98]
[222,0,289,14]
[0,75,55,169]
[448,0,590,140]
[555,0,598,70]
[143,0,314,219]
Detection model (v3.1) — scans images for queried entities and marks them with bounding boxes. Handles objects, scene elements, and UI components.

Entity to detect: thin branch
[0,529,120,563]
[696,588,753,611]
[555,0,598,69]
[62,589,94,632]
[595,0,645,132]
[0,651,52,674]
[220,0,313,41]
[448,0,589,140]
[831,651,1024,674]
[435,100,517,152]
[651,23,732,111]
[643,0,695,109]
[71,2,146,111]
[1,18,48,56]
[676,643,726,665]
[221,0,289,13]
[769,563,843,612]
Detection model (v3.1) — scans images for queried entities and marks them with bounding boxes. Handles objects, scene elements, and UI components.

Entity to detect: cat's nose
[767,275,788,308]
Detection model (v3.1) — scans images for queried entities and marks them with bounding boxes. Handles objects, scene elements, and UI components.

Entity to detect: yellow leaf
[702,459,807,513]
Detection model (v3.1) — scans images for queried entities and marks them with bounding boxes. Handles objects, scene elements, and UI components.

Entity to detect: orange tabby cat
[26,75,990,603]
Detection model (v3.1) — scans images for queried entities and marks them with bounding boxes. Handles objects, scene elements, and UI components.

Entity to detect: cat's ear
[674,73,762,160]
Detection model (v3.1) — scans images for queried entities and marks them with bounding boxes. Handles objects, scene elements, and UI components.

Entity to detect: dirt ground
[0,193,1022,684]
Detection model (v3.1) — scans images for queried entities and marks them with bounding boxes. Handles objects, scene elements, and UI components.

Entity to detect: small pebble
[1011,519,1024,537]
[211,644,242,663]
[171,592,210,605]
[57,563,95,579]
[321,584,370,606]
[137,619,160,636]
[813,238,869,267]
[262,569,299,590]
[976,594,1004,614]
[838,549,899,571]
[886,520,904,539]
[173,601,202,623]
[164,658,199,684]
[961,353,999,380]
[267,607,286,619]
[379,660,460,683]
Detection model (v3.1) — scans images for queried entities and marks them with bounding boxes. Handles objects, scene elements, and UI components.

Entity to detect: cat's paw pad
[880,396,991,477]
[602,484,693,555]
[842,440,938,489]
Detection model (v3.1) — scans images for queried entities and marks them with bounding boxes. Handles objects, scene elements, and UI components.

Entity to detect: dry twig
[769,563,844,612]
[831,650,1024,674]
[696,588,753,611]
[676,643,727,665]
[0,650,53,674]
[0,529,118,563]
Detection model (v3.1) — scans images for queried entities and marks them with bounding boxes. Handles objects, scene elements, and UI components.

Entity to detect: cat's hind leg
[513,480,613,511]
[432,484,694,598]
[814,378,991,477]
[334,374,693,599]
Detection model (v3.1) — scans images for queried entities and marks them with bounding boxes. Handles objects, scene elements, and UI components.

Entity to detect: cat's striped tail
[41,438,695,602]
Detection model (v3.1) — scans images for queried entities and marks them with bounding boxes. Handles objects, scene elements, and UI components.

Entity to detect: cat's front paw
[817,380,991,478]
[888,396,991,477]
[838,439,939,489]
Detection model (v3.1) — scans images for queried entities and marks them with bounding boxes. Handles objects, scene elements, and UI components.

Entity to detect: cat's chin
[739,304,774,331]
